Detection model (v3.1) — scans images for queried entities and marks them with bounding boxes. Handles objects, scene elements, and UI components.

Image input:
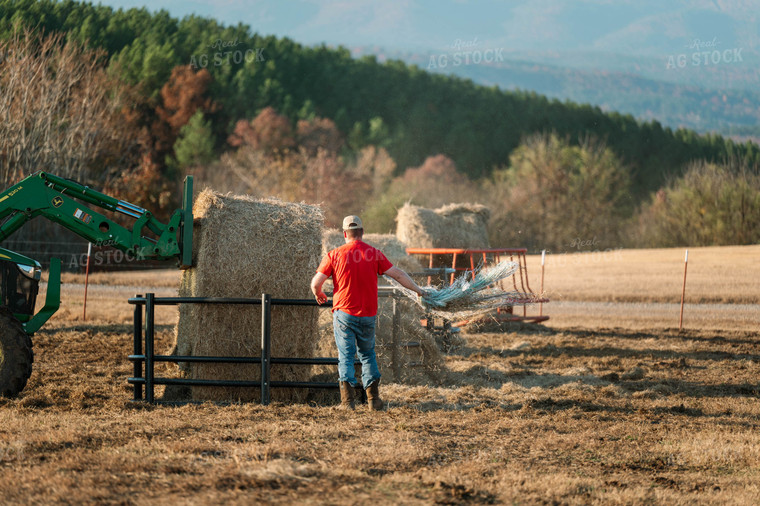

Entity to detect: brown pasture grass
[4,246,755,503]
[48,282,179,326]
[539,300,760,332]
[59,268,181,288]
[2,317,760,504]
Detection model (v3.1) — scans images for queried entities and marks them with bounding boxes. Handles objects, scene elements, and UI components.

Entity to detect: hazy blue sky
[93,0,759,56]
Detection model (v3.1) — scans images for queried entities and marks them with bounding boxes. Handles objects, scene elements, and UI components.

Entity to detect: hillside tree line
[0,0,758,264]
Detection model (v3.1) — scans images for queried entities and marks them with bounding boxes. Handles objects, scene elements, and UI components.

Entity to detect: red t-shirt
[317,240,393,317]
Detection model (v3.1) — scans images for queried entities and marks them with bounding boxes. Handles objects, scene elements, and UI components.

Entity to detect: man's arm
[384,266,425,296]
[311,272,329,304]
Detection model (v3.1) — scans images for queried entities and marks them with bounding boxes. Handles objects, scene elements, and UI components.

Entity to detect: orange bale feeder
[406,247,549,324]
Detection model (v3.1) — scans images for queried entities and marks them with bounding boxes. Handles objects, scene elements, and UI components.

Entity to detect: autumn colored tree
[216,145,371,228]
[296,117,344,156]
[353,145,397,197]
[359,154,481,233]
[301,148,371,227]
[152,65,217,159]
[391,154,480,208]
[0,29,140,187]
[227,107,295,154]
[104,154,174,222]
[0,28,149,260]
[213,107,379,227]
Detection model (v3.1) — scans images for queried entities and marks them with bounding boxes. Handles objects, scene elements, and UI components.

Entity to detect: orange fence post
[539,249,546,317]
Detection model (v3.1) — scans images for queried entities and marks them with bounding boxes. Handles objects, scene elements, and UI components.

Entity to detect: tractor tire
[0,307,33,398]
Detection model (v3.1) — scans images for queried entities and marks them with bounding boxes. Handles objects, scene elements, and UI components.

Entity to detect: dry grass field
[525,244,760,331]
[527,244,760,304]
[1,245,759,504]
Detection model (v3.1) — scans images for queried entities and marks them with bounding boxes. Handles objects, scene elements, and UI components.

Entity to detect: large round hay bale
[321,229,344,254]
[395,202,490,249]
[175,189,323,403]
[321,230,423,274]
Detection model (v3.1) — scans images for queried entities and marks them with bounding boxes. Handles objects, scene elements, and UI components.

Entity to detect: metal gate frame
[128,290,405,404]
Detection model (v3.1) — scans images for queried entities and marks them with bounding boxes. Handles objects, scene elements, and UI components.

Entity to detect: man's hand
[311,272,329,305]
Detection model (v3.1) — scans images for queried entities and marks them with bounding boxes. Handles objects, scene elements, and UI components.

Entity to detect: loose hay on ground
[174,189,323,403]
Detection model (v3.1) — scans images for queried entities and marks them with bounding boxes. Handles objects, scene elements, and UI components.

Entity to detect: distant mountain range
[349,45,760,143]
[90,0,760,141]
[331,0,760,143]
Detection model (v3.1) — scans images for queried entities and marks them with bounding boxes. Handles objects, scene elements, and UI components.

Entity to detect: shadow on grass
[441,355,760,400]
[391,388,759,422]
[506,343,760,364]
[515,343,760,365]
[457,328,760,365]
[560,326,760,347]
[460,320,558,336]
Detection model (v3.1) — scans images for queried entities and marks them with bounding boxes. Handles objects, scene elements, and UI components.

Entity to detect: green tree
[170,111,216,169]
[633,160,760,247]
[486,133,631,251]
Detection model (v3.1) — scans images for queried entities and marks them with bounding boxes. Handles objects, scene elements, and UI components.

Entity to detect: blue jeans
[332,310,381,388]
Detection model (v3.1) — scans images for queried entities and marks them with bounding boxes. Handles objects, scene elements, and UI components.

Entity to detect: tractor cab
[0,248,41,320]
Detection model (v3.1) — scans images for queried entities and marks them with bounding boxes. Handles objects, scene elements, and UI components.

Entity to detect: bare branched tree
[0,28,140,188]
[0,28,142,265]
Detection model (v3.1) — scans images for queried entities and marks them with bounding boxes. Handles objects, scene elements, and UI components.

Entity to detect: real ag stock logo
[666,37,743,69]
[427,37,505,69]
[190,38,265,69]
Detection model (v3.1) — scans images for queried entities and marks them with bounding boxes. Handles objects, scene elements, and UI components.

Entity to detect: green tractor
[0,171,193,397]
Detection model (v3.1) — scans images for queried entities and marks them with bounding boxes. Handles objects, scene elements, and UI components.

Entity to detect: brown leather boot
[366,380,384,411]
[353,364,366,404]
[354,381,367,405]
[338,381,355,410]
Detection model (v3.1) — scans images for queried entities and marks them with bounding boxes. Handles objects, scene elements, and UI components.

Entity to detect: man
[311,215,425,411]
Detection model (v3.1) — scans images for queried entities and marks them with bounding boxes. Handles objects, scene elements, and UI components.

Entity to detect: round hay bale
[364,234,423,274]
[395,202,490,249]
[321,229,344,254]
[175,189,323,403]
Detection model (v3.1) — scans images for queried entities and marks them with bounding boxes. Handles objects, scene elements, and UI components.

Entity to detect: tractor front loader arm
[0,171,193,398]
[0,171,193,266]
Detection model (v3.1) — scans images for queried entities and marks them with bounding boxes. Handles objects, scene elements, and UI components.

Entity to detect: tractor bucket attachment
[180,175,194,269]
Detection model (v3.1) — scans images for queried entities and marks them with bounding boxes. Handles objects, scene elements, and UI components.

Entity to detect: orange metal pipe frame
[406,248,528,255]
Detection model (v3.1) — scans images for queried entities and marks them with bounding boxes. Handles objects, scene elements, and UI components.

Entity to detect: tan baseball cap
[342,215,363,230]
